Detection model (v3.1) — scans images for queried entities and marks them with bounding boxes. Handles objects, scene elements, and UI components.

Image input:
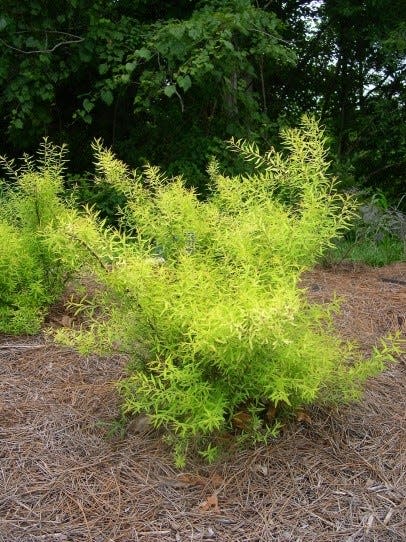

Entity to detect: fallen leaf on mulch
[296,409,312,424]
[232,411,252,430]
[253,463,269,476]
[199,494,220,513]
[176,473,206,486]
[265,403,277,423]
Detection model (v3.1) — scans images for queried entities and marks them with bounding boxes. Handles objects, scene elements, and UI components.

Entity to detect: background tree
[0,0,404,199]
[272,0,406,196]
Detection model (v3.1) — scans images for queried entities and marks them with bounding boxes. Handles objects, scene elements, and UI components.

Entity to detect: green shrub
[326,235,405,267]
[49,117,401,465]
[0,223,49,333]
[0,140,72,334]
[323,189,406,267]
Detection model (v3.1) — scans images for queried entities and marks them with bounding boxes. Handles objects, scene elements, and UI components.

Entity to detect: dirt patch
[1,263,405,541]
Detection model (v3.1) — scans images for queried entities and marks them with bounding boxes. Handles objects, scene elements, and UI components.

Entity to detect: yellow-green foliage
[0,140,72,334]
[49,117,400,465]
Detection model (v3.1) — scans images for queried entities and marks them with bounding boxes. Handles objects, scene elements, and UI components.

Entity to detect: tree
[272,0,406,196]
[0,1,404,197]
[0,0,294,179]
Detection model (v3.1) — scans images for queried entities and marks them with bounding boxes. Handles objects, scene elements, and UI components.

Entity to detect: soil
[1,263,405,542]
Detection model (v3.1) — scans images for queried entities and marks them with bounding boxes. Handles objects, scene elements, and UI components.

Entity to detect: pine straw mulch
[1,263,405,542]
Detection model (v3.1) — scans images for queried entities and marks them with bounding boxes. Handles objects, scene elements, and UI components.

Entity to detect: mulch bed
[1,263,405,542]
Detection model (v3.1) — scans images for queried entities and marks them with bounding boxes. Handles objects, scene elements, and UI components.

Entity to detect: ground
[1,263,405,542]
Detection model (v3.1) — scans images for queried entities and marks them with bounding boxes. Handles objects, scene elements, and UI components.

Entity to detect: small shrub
[49,117,401,465]
[323,189,406,267]
[0,140,73,334]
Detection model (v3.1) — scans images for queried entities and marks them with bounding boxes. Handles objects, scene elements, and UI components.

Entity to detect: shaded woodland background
[0,0,405,200]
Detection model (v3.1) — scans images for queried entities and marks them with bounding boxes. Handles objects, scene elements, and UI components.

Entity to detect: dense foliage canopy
[0,0,405,196]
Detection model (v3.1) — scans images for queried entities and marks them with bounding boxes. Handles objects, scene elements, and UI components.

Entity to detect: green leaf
[83,98,94,112]
[177,75,192,92]
[101,89,114,106]
[13,118,23,129]
[99,63,109,75]
[125,61,137,72]
[164,85,177,97]
[137,47,151,60]
[222,40,234,51]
